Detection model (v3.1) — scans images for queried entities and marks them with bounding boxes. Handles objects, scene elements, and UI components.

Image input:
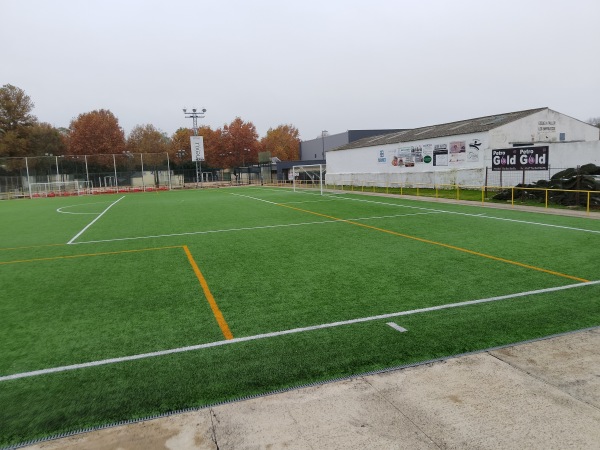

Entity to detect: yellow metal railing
[322,181,600,215]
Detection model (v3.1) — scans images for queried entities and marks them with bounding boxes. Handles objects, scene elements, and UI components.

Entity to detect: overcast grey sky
[3,0,599,140]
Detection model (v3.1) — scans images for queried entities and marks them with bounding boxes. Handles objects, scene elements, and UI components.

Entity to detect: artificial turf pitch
[1,187,599,447]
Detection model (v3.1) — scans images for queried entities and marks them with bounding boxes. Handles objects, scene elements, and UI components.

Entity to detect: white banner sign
[190,136,205,161]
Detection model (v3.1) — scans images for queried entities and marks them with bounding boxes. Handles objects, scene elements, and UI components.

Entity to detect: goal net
[29,180,92,198]
[292,164,326,195]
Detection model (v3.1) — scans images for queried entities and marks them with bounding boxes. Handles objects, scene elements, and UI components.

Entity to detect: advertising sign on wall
[422,144,433,164]
[449,141,466,166]
[491,146,549,171]
[467,139,481,162]
[433,144,448,166]
[386,146,424,167]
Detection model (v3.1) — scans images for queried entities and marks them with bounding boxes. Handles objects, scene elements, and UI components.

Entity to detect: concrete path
[26,328,600,450]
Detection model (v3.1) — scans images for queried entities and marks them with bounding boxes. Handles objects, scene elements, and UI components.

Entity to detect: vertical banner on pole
[191,136,204,188]
[190,136,205,162]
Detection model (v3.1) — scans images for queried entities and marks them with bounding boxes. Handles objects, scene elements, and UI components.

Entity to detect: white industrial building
[326,108,600,187]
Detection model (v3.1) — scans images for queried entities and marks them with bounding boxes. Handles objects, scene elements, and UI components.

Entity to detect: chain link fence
[484,167,567,187]
[0,154,278,199]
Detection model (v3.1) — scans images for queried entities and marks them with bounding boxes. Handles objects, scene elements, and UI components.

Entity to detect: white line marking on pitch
[233,190,600,235]
[387,322,408,333]
[67,196,125,244]
[284,199,338,204]
[230,193,279,204]
[56,207,99,215]
[70,212,439,245]
[56,201,116,215]
[71,220,337,244]
[326,194,600,235]
[56,210,98,215]
[2,279,598,382]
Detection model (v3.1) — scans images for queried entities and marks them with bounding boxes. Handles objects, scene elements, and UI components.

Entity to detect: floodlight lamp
[192,108,197,113]
[183,108,187,113]
[202,108,206,113]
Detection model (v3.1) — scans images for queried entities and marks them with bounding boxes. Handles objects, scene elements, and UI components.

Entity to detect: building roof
[331,107,547,151]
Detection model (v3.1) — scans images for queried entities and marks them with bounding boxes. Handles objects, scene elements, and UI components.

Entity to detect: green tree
[0,84,36,132]
[27,123,67,156]
[0,84,37,157]
[0,130,28,158]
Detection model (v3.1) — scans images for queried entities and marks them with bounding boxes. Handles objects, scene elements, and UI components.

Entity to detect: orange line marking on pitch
[0,243,67,252]
[278,203,589,283]
[1,243,233,340]
[0,245,183,265]
[183,245,234,340]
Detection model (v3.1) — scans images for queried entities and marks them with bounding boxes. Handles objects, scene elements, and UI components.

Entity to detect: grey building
[299,130,404,162]
[274,129,404,181]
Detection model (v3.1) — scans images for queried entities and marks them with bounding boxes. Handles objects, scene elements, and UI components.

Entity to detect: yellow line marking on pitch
[0,246,184,265]
[0,243,67,252]
[1,243,234,340]
[278,203,589,283]
[183,245,234,340]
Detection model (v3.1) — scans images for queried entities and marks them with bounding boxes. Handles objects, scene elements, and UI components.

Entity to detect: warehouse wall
[490,109,599,148]
[326,110,600,188]
[327,131,489,173]
[547,141,600,167]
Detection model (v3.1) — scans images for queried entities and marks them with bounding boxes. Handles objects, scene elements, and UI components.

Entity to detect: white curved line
[56,201,116,215]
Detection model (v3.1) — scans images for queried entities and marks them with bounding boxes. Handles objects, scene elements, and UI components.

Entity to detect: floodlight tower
[183,107,207,186]
[183,108,206,136]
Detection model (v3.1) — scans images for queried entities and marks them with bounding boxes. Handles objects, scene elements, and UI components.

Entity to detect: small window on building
[559,132,565,141]
[315,154,317,158]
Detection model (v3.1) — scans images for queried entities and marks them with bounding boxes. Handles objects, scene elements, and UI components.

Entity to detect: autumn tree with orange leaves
[169,125,222,168]
[260,124,300,161]
[126,124,169,155]
[194,126,221,168]
[68,109,126,156]
[169,127,193,166]
[219,117,259,168]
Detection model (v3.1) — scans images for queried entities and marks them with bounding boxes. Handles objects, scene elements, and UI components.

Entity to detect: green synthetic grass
[1,187,599,447]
